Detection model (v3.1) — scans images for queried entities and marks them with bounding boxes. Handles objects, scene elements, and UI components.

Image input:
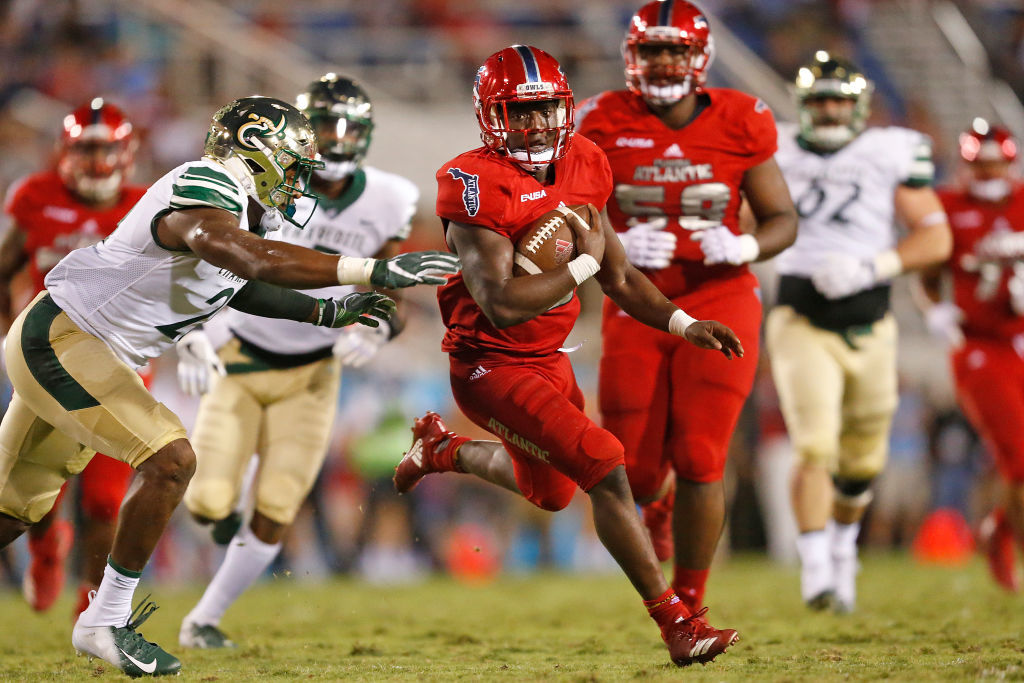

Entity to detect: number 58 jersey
[576,87,777,298]
[773,122,934,278]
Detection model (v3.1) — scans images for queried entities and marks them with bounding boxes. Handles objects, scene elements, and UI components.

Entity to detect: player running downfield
[176,74,420,648]
[575,0,798,613]
[393,44,745,667]
[769,52,951,613]
[918,120,1024,592]
[0,99,146,617]
[0,95,457,677]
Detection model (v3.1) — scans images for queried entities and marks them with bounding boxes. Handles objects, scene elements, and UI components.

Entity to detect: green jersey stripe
[179,172,239,196]
[171,184,243,215]
[181,165,238,190]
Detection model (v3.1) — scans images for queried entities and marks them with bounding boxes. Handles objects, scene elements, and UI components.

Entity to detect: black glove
[317,292,396,328]
[370,250,461,288]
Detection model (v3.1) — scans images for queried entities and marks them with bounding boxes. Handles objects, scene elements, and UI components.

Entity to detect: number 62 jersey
[773,121,934,279]
[576,87,777,299]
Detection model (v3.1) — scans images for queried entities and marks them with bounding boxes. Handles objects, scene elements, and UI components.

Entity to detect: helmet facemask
[794,54,873,152]
[624,37,714,106]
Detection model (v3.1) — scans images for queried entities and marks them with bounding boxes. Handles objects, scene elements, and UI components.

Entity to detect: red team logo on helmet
[58,98,137,204]
[623,0,715,105]
[473,45,575,171]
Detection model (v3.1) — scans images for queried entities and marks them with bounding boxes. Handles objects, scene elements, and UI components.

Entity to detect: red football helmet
[58,98,137,204]
[473,45,574,171]
[623,0,714,105]
[959,118,1018,163]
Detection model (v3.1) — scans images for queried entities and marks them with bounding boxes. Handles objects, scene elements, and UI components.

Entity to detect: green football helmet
[794,51,873,151]
[203,96,324,226]
[295,73,374,182]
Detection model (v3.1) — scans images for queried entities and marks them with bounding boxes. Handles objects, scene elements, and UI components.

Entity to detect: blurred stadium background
[0,0,1019,593]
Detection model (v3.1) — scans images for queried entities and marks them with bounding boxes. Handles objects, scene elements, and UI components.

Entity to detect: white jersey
[773,123,934,278]
[45,160,254,368]
[223,166,419,356]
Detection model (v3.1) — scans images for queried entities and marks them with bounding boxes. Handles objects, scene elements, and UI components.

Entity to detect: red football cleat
[23,519,73,612]
[979,509,1021,592]
[393,412,465,494]
[642,480,675,563]
[664,606,739,667]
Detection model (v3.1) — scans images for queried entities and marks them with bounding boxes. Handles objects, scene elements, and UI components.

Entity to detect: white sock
[831,519,861,560]
[796,528,833,602]
[77,559,141,627]
[186,524,281,627]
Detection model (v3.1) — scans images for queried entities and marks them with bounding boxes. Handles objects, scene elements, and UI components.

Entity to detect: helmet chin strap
[510,146,556,172]
[970,178,1011,202]
[810,125,855,151]
[314,159,357,182]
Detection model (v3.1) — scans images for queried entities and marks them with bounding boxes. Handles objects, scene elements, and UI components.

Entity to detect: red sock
[440,435,471,473]
[672,567,709,612]
[644,588,690,637]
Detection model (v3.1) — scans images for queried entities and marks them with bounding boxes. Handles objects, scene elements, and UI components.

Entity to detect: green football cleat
[72,595,181,677]
[179,619,237,649]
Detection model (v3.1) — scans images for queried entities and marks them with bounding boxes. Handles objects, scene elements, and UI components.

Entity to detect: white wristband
[873,249,903,281]
[567,254,600,286]
[336,256,375,286]
[668,308,698,337]
[737,234,760,263]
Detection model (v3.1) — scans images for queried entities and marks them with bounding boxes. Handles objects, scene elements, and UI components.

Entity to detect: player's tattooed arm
[447,220,578,328]
[740,157,798,260]
[0,224,28,331]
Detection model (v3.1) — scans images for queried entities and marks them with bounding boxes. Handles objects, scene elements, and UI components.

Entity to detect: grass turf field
[0,552,1021,681]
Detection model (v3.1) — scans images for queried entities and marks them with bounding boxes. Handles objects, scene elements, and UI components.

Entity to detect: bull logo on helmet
[236,112,287,150]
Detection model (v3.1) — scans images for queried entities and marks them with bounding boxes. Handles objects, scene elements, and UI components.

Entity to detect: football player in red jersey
[0,99,144,615]
[919,119,1024,591]
[393,44,746,667]
[574,0,797,612]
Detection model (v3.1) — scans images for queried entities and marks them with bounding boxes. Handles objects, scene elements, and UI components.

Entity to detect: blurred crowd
[0,0,1009,591]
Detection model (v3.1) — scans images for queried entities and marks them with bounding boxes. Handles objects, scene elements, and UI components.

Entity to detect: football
[513,204,595,276]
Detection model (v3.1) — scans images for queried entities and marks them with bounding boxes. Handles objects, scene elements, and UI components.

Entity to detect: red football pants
[953,339,1024,483]
[449,352,625,511]
[599,274,761,498]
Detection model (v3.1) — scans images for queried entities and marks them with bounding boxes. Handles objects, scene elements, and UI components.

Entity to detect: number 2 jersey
[4,171,146,294]
[773,121,934,278]
[939,183,1024,342]
[435,136,613,356]
[221,166,418,356]
[576,87,777,302]
[44,160,256,368]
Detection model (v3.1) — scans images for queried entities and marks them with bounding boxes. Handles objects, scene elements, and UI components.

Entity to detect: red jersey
[435,135,613,356]
[4,171,146,293]
[940,184,1024,341]
[576,88,776,302]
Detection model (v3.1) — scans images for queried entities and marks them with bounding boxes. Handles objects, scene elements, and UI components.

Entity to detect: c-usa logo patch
[447,168,480,217]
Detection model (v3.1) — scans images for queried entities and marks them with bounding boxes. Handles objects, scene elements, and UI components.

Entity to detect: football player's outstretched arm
[742,157,798,259]
[155,207,459,290]
[448,220,588,328]
[893,186,953,271]
[0,225,28,331]
[595,209,743,359]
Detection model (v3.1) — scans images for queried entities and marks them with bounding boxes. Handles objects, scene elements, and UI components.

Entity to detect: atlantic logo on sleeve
[447,168,480,217]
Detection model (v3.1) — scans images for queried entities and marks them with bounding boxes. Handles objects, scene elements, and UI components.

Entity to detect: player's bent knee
[531,490,575,512]
[575,427,626,492]
[141,438,196,487]
[793,438,837,469]
[833,475,874,508]
[672,438,727,484]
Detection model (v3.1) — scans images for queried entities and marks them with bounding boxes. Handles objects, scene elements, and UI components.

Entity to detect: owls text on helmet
[473,45,575,172]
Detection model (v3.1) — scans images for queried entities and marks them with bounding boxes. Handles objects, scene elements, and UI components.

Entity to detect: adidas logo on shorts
[468,365,490,381]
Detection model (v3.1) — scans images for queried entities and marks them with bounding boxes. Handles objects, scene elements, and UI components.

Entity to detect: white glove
[924,302,964,349]
[689,225,759,265]
[176,328,226,396]
[618,218,677,269]
[811,250,902,300]
[331,320,390,368]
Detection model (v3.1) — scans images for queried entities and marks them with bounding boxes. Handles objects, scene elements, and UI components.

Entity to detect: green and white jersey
[774,123,934,278]
[45,160,253,367]
[224,166,419,356]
